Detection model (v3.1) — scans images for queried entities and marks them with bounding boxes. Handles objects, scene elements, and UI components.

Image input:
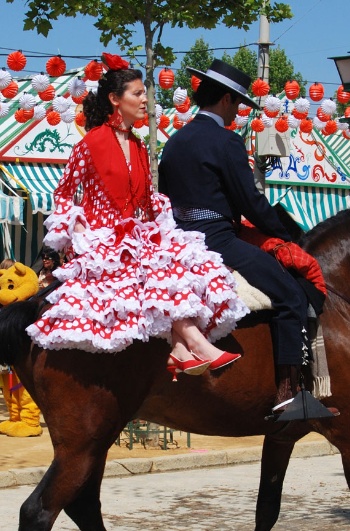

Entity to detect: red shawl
[84,124,151,218]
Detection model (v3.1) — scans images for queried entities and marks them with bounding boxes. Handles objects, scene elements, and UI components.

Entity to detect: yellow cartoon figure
[0,261,42,437]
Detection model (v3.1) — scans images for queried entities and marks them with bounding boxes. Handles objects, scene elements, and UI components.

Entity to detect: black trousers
[176,218,308,366]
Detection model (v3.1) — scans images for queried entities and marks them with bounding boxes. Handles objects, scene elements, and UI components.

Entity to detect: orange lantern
[46,56,66,77]
[84,60,103,81]
[14,108,30,123]
[323,119,338,135]
[158,68,175,89]
[316,107,331,122]
[251,117,265,132]
[158,114,170,129]
[225,120,237,131]
[299,118,313,134]
[143,113,149,127]
[345,107,350,118]
[46,110,61,126]
[275,115,289,133]
[38,85,55,101]
[238,105,252,117]
[7,50,26,71]
[337,85,350,105]
[133,119,144,129]
[292,108,308,120]
[251,78,270,97]
[173,115,185,129]
[71,90,89,104]
[175,96,191,114]
[343,129,350,139]
[284,80,300,100]
[309,82,324,102]
[1,80,18,98]
[75,111,86,127]
[191,75,201,92]
[263,107,279,118]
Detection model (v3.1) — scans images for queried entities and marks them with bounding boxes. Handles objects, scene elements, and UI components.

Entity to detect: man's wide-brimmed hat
[187,59,260,110]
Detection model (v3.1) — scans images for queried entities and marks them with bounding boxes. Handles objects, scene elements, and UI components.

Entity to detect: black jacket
[158,113,291,241]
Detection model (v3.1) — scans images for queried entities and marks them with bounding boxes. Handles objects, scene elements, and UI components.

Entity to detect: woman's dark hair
[83,68,143,131]
[41,247,61,270]
[193,78,239,108]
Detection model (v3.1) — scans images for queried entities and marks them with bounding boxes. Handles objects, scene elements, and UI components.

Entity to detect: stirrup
[265,388,340,422]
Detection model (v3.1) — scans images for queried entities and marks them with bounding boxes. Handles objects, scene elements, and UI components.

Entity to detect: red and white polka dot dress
[26,140,249,353]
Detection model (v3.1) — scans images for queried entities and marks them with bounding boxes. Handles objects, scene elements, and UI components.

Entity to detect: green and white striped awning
[266,184,350,231]
[0,162,63,215]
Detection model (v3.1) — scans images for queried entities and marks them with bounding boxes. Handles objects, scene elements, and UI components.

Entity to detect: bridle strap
[326,283,350,305]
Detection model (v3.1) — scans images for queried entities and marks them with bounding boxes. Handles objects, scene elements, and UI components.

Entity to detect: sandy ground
[0,393,324,472]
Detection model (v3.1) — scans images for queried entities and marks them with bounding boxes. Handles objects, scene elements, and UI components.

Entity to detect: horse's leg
[255,426,310,531]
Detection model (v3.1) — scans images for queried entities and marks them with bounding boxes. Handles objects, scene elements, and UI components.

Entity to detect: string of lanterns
[1,51,350,140]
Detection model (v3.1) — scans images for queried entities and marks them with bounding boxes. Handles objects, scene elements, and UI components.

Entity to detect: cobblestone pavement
[1,454,349,530]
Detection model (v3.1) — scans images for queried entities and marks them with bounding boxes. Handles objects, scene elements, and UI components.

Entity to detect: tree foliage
[9,0,293,178]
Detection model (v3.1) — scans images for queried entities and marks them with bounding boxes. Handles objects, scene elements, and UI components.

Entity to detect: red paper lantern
[238,106,252,117]
[133,119,144,129]
[323,119,338,135]
[345,107,350,118]
[263,107,279,118]
[309,82,324,102]
[251,78,270,97]
[191,75,201,92]
[175,96,191,114]
[1,80,18,98]
[316,107,331,122]
[343,129,350,139]
[46,110,61,126]
[75,111,86,127]
[292,108,308,120]
[173,115,185,129]
[158,114,170,128]
[337,85,350,105]
[250,117,265,132]
[84,60,103,81]
[225,120,237,131]
[284,80,300,100]
[143,114,149,127]
[275,115,289,133]
[299,118,313,134]
[71,90,89,104]
[14,108,31,123]
[46,56,66,77]
[38,85,55,101]
[158,68,175,90]
[7,50,26,71]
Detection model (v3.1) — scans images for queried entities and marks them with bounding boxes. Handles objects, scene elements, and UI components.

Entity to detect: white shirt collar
[198,110,224,128]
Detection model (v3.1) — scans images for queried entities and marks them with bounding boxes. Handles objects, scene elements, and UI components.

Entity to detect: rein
[326,283,350,305]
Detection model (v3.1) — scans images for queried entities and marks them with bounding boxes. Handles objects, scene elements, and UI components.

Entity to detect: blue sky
[1,0,350,98]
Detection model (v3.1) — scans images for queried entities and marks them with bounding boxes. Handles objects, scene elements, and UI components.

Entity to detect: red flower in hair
[101,53,129,71]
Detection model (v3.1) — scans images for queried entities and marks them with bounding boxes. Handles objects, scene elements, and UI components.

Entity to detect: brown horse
[1,209,349,531]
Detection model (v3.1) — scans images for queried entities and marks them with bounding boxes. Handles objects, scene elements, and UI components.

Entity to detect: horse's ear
[14,262,27,276]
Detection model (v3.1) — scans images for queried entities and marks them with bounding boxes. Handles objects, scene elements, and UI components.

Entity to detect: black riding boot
[273,364,300,412]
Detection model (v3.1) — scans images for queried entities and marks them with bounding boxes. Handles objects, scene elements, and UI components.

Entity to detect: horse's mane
[0,299,40,365]
[300,208,350,250]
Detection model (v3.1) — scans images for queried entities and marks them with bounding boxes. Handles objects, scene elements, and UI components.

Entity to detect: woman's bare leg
[172,318,230,362]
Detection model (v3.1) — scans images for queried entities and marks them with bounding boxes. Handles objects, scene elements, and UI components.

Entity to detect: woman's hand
[74,221,86,233]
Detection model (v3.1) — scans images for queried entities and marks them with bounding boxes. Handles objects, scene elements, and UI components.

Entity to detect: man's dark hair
[193,79,239,108]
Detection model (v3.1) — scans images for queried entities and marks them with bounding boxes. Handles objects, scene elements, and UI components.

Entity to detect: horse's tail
[0,299,41,366]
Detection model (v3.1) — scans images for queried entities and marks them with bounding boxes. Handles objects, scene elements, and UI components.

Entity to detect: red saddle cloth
[239,220,327,296]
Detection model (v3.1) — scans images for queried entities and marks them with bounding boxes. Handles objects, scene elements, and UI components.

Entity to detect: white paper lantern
[176,109,192,122]
[288,115,301,129]
[294,97,310,113]
[31,73,50,92]
[313,116,325,130]
[173,87,187,105]
[60,108,76,123]
[264,95,281,113]
[0,69,12,90]
[19,93,36,110]
[321,98,336,115]
[52,96,70,113]
[33,104,46,121]
[235,114,250,127]
[261,113,274,128]
[68,77,86,97]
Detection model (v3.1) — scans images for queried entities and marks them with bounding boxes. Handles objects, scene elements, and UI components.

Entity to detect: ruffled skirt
[26,211,249,353]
